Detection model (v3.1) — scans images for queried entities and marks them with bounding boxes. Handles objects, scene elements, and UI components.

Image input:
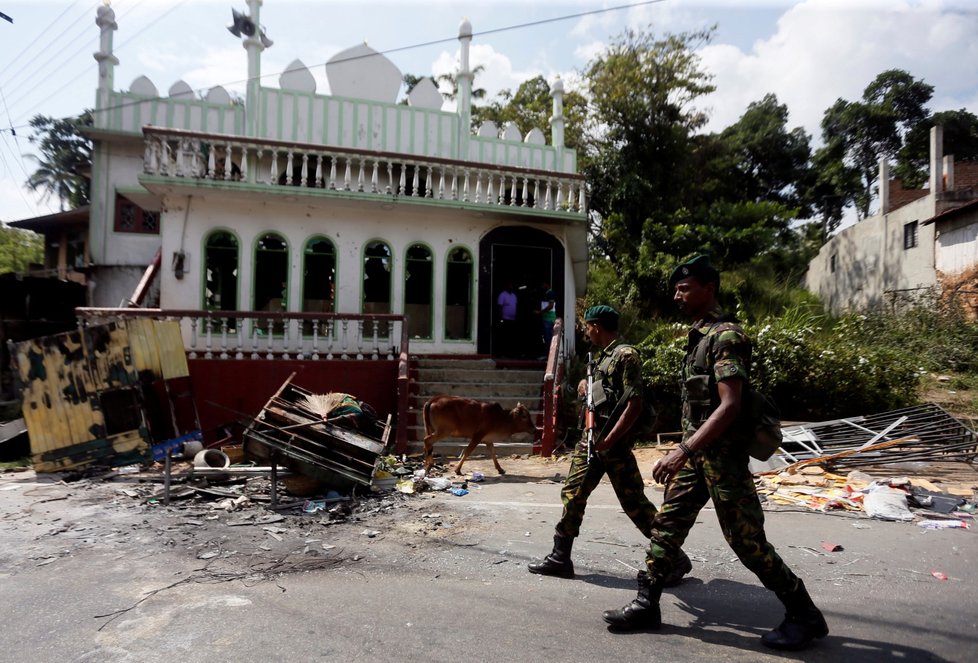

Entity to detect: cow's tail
[422,399,433,436]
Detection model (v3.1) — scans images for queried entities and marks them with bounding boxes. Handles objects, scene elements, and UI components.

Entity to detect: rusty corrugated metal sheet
[154,320,190,379]
[127,317,163,377]
[127,318,189,379]
[11,319,186,473]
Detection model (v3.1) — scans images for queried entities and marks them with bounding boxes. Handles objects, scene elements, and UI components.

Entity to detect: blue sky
[1,0,976,223]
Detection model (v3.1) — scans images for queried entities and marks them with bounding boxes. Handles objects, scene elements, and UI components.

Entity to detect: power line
[5,0,183,124]
[115,0,191,53]
[0,0,670,135]
[2,0,152,121]
[0,0,91,87]
[0,86,32,181]
[0,1,100,101]
[0,132,45,217]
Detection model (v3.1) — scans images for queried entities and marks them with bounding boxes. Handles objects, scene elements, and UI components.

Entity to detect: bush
[857,292,978,373]
[636,305,925,428]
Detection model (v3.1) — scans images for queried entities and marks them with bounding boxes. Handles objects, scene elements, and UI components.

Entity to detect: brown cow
[422,395,536,475]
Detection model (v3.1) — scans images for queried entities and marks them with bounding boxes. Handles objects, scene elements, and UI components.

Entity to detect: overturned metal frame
[243,373,388,492]
[778,403,978,469]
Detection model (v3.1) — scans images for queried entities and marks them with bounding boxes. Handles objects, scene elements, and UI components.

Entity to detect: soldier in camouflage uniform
[602,256,828,652]
[528,305,691,585]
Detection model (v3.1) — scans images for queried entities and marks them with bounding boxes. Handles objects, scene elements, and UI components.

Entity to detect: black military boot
[528,533,575,579]
[602,571,663,631]
[663,549,693,588]
[761,580,829,650]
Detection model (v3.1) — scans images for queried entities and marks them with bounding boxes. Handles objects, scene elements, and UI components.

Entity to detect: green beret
[669,254,720,287]
[584,305,620,329]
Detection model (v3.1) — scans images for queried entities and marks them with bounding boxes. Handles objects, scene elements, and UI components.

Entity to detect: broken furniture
[778,403,977,470]
[11,318,202,500]
[243,374,389,500]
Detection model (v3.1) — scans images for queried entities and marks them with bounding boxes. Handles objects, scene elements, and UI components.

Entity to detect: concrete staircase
[407,357,545,461]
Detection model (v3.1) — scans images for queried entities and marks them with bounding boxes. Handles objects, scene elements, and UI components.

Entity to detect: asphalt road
[1,468,976,663]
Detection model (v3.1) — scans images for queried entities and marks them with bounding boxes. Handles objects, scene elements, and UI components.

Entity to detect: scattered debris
[756,466,977,526]
[425,477,452,491]
[864,487,915,521]
[775,403,977,470]
[750,404,978,526]
[918,520,969,529]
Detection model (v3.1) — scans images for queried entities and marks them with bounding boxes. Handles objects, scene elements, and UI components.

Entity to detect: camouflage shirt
[593,338,642,420]
[681,306,751,432]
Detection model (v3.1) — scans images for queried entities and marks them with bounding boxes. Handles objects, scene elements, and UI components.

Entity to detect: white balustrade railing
[76,308,408,363]
[142,127,587,215]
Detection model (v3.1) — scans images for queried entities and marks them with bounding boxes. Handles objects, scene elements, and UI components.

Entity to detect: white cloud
[696,0,978,139]
[132,45,248,97]
[432,43,543,104]
[573,40,606,63]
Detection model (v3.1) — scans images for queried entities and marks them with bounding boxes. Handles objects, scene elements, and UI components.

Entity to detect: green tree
[716,94,812,210]
[814,70,933,221]
[686,94,816,271]
[472,75,588,151]
[26,111,93,211]
[0,223,43,274]
[581,27,716,311]
[436,65,487,102]
[894,108,978,188]
[807,140,860,240]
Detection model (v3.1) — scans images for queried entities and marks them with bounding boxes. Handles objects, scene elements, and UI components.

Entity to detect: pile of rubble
[755,466,976,528]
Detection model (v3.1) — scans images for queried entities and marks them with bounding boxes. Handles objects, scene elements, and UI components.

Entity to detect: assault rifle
[585,352,596,462]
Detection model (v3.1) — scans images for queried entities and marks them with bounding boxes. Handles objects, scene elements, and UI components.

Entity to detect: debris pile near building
[773,403,977,470]
[755,466,976,528]
[748,403,978,527]
[242,375,389,495]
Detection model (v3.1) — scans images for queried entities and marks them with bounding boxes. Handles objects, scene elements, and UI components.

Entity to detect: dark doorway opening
[478,227,565,358]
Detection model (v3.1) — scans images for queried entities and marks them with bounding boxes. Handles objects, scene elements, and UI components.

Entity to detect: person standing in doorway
[496,280,518,358]
[539,280,557,357]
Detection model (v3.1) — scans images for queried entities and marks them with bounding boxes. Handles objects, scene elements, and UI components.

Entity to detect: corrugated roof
[923,196,978,225]
[7,205,90,231]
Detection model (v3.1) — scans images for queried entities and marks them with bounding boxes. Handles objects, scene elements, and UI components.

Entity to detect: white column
[929,125,943,195]
[943,154,954,192]
[243,0,269,140]
[550,75,566,164]
[456,18,473,161]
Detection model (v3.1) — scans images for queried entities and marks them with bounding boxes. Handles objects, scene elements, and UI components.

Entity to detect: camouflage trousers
[554,437,656,539]
[645,436,801,595]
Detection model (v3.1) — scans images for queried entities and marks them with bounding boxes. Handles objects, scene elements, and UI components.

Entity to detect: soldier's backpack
[740,388,783,461]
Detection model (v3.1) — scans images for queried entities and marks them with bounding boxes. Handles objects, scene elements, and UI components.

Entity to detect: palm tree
[26,112,92,212]
[437,65,487,102]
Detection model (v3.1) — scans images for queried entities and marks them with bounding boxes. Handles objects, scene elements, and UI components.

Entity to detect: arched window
[203,231,238,311]
[404,243,433,339]
[363,240,393,338]
[362,241,392,313]
[302,237,336,336]
[253,233,289,312]
[445,247,473,340]
[303,238,336,313]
